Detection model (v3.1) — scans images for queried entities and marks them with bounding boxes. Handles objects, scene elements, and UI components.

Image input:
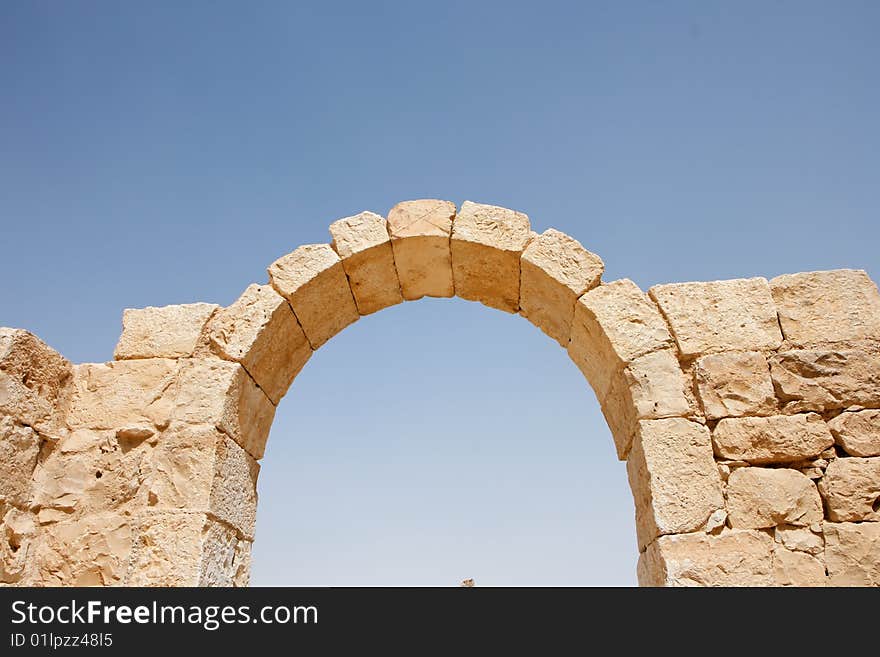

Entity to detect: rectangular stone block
[649,278,783,358]
[818,457,880,522]
[824,521,880,586]
[520,229,604,346]
[268,244,359,348]
[828,409,880,457]
[0,416,39,507]
[386,199,455,300]
[770,269,880,347]
[772,547,826,587]
[451,201,531,313]
[769,348,880,412]
[712,413,834,464]
[694,350,777,420]
[329,211,403,315]
[114,303,218,360]
[726,467,822,529]
[626,418,724,550]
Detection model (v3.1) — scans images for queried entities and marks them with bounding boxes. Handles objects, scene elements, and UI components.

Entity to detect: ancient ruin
[2,200,879,586]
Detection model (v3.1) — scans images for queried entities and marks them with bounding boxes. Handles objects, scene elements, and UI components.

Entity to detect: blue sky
[1,2,878,586]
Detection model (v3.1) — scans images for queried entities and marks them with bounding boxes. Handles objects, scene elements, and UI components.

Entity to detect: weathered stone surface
[649,278,783,358]
[0,505,36,583]
[386,199,455,300]
[772,548,826,586]
[626,419,724,549]
[769,348,880,412]
[199,520,247,587]
[268,244,359,348]
[601,350,692,459]
[0,416,39,507]
[450,201,531,313]
[519,229,604,346]
[726,467,822,529]
[114,303,218,360]
[0,328,72,434]
[206,284,311,404]
[828,410,880,457]
[712,413,834,464]
[694,351,777,420]
[329,211,403,315]
[774,524,824,555]
[819,457,880,522]
[638,530,773,587]
[824,521,880,586]
[568,280,674,401]
[770,269,880,347]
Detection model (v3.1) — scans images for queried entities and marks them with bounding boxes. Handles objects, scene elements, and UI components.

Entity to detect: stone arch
[2,200,880,586]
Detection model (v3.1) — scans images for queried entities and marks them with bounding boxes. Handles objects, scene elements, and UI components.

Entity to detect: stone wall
[2,200,879,586]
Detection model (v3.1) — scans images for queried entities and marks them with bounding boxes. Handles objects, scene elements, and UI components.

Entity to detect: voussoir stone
[114,303,218,360]
[649,278,783,359]
[386,199,455,300]
[450,201,531,313]
[637,530,773,587]
[520,229,604,346]
[206,284,311,404]
[329,211,403,315]
[268,244,359,349]
[769,348,880,412]
[824,521,880,586]
[726,467,822,529]
[819,457,880,522]
[770,269,880,347]
[712,413,834,464]
[626,418,724,550]
[693,350,777,420]
[568,279,674,401]
[828,410,880,457]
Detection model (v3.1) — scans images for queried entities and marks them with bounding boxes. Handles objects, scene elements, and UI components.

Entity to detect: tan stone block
[0,505,37,584]
[268,244,359,348]
[694,351,777,420]
[649,278,783,358]
[520,229,604,346]
[824,521,880,586]
[329,211,403,315]
[769,348,880,412]
[568,280,674,400]
[637,530,773,587]
[774,524,825,555]
[126,512,204,586]
[726,467,822,529]
[114,303,218,360]
[601,350,692,460]
[0,416,39,507]
[819,457,880,522]
[232,540,252,587]
[772,548,826,586]
[206,284,311,404]
[828,409,880,457]
[770,269,880,347]
[626,418,724,550]
[199,520,247,586]
[712,413,834,464]
[386,199,455,300]
[450,201,531,313]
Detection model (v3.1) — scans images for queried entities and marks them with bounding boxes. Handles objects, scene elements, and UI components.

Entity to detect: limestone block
[770,269,880,347]
[769,348,880,412]
[828,410,880,457]
[601,350,692,460]
[772,548,826,587]
[694,351,777,420]
[126,512,205,586]
[567,280,674,400]
[819,457,880,522]
[268,244,359,348]
[232,540,252,587]
[450,201,531,313]
[0,416,39,507]
[199,520,247,587]
[0,505,37,584]
[519,229,604,346]
[726,467,822,529]
[114,303,218,360]
[774,524,824,555]
[626,418,724,550]
[386,199,455,300]
[712,413,834,464]
[0,328,72,433]
[824,521,880,586]
[637,530,773,587]
[649,278,783,358]
[206,284,311,404]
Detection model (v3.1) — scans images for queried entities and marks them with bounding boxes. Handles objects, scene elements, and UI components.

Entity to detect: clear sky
[1,2,878,586]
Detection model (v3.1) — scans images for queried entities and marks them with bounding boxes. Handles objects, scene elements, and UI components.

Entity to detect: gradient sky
[1,2,878,586]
